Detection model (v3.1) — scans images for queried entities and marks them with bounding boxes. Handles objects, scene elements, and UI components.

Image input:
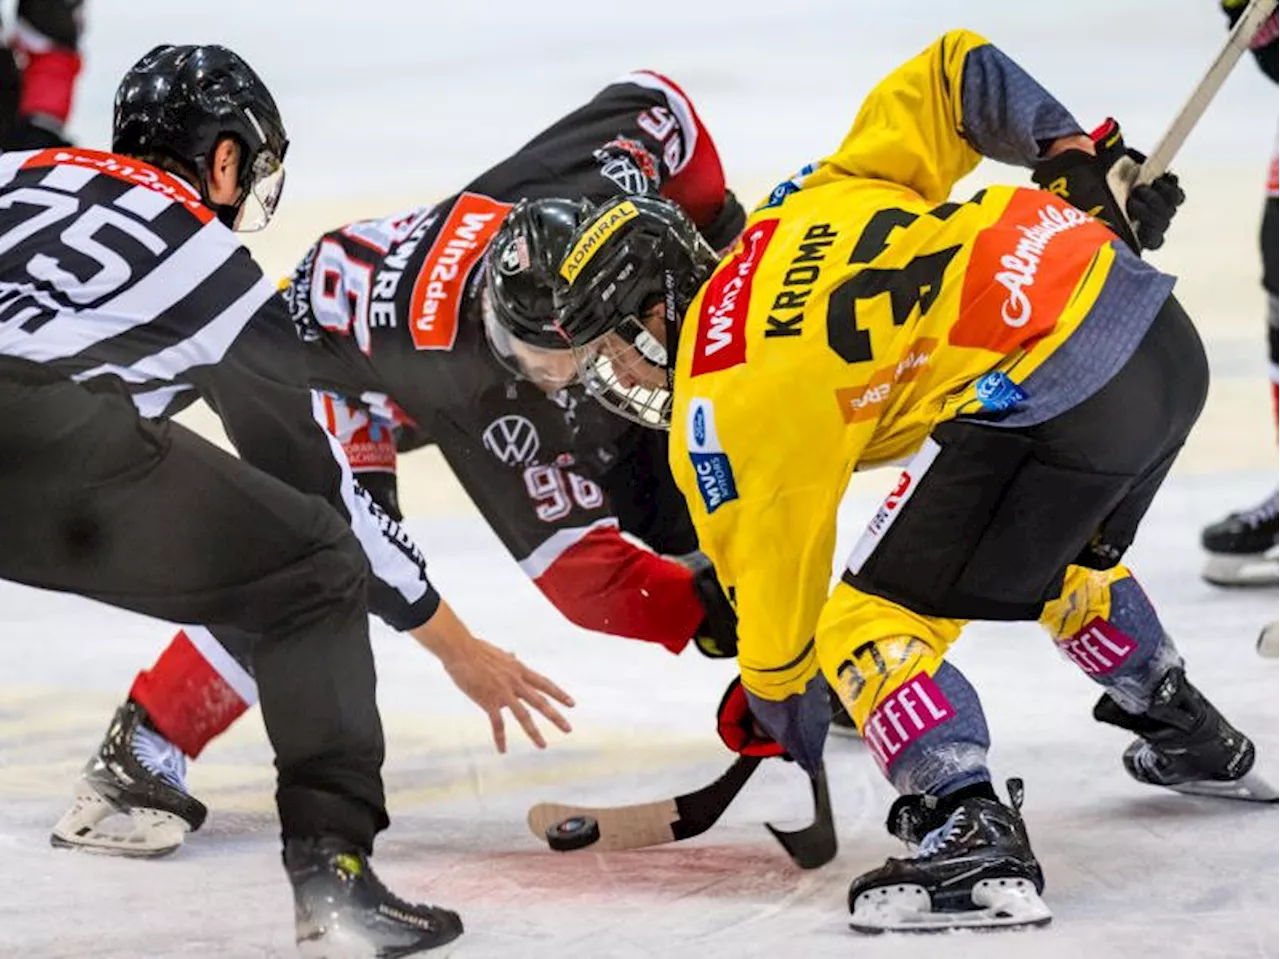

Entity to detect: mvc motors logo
[482,414,541,466]
[686,398,738,514]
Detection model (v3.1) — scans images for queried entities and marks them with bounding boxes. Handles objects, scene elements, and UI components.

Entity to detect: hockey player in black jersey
[0,44,573,956]
[55,68,753,858]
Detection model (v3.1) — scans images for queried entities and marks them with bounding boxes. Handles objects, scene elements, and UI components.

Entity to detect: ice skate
[848,779,1051,933]
[286,837,463,958]
[1094,667,1278,802]
[50,700,206,858]
[1200,490,1279,587]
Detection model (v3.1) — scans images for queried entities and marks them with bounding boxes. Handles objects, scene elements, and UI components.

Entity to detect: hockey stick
[764,761,837,869]
[527,754,838,869]
[1137,0,1279,184]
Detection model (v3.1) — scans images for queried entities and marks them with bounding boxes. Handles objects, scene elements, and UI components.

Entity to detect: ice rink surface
[0,1,1277,956]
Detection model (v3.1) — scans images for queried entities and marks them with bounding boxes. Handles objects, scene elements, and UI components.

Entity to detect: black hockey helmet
[481,197,592,392]
[112,44,289,231]
[552,193,719,429]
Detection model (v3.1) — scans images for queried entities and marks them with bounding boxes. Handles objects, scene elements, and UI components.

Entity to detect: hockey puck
[545,814,600,851]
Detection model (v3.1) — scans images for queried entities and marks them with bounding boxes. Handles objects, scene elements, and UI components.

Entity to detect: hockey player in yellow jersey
[548,29,1278,932]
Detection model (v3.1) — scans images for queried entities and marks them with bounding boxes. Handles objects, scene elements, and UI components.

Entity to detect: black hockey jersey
[284,71,745,648]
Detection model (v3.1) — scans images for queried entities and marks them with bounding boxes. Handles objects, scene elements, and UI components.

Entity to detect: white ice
[0,1,1277,957]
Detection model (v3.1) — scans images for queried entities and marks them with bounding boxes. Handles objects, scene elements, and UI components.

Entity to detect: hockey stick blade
[764,762,837,870]
[1138,0,1278,183]
[527,754,763,852]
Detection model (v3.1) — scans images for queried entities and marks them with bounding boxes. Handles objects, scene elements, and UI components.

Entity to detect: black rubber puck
[545,814,601,851]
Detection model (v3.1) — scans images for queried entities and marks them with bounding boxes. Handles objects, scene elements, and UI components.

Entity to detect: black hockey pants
[0,357,388,850]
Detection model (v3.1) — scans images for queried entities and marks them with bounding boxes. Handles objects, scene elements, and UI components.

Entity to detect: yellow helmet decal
[559,200,639,284]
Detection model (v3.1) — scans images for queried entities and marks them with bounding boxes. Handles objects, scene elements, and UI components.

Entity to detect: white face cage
[570,324,672,430]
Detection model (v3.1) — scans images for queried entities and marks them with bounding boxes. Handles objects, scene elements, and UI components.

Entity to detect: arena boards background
[0,1,1276,956]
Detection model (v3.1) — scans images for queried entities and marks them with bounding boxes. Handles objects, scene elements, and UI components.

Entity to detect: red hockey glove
[716,676,788,758]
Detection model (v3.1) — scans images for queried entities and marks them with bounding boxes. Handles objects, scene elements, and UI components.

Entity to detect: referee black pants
[0,357,387,850]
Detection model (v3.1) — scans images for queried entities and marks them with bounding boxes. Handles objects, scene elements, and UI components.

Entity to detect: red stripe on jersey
[128,630,251,759]
[21,148,215,224]
[533,525,703,653]
[623,69,729,228]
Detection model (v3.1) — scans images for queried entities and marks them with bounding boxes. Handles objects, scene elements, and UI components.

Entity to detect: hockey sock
[1040,566,1182,713]
[861,660,993,797]
[128,626,257,758]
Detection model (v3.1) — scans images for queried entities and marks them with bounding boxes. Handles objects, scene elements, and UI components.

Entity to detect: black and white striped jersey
[0,147,440,630]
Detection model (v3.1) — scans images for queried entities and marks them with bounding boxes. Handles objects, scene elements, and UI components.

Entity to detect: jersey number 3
[826,205,962,365]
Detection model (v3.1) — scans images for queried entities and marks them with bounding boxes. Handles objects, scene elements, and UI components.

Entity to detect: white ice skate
[50,701,207,857]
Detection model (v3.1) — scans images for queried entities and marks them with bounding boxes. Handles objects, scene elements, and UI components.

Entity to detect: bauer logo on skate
[862,671,955,773]
[1059,618,1138,675]
[690,219,779,376]
[687,398,738,513]
[952,190,1113,353]
[409,192,512,351]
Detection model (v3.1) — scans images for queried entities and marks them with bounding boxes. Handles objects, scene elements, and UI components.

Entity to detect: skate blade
[850,878,1052,934]
[1165,768,1279,803]
[50,787,189,858]
[296,927,458,959]
[1202,552,1279,588]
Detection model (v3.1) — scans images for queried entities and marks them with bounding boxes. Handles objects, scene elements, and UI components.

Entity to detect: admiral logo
[953,190,1112,354]
[687,399,738,514]
[559,201,639,284]
[409,193,512,351]
[690,219,779,377]
[861,671,955,773]
[843,437,941,575]
[1060,618,1138,675]
[481,414,541,466]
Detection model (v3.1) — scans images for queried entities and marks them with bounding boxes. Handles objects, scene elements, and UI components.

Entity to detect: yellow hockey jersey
[669,30,1175,699]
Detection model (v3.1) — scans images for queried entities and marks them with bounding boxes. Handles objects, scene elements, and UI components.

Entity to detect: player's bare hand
[441,637,575,753]
[411,600,575,752]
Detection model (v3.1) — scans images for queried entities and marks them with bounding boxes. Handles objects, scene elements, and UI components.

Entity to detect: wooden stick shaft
[1139,0,1278,184]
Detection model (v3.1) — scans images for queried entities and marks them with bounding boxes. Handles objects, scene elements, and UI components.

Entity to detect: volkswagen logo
[482,414,540,466]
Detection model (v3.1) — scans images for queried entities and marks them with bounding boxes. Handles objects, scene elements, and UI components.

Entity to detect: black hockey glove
[1031,119,1185,253]
[668,550,738,658]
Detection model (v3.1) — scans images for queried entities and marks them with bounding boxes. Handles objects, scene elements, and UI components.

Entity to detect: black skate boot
[1094,667,1278,802]
[50,700,207,857]
[1201,490,1278,587]
[285,837,463,958]
[848,779,1050,933]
